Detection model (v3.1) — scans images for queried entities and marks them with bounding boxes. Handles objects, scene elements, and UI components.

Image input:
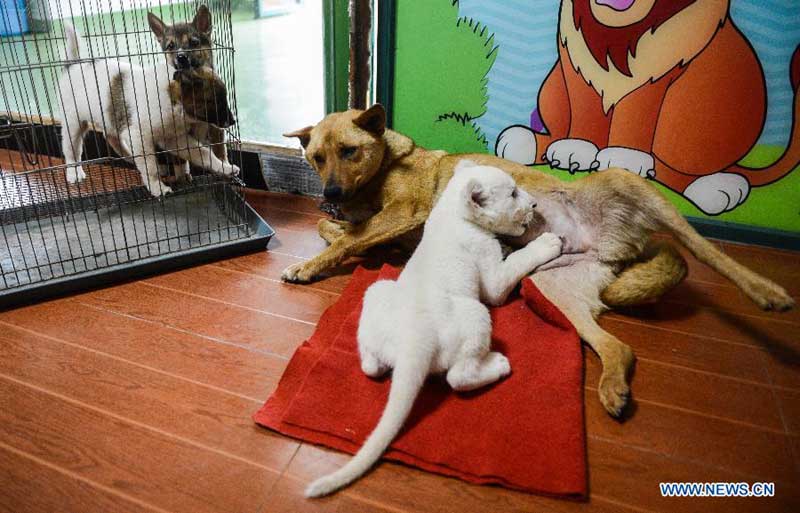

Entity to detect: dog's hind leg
[62,119,88,184]
[531,260,635,417]
[606,168,794,311]
[129,134,172,197]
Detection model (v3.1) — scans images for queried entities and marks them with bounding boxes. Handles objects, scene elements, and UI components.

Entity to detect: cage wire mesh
[0,0,271,303]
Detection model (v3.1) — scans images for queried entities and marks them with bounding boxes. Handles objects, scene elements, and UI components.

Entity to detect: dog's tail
[63,22,81,65]
[304,348,429,498]
[601,241,687,307]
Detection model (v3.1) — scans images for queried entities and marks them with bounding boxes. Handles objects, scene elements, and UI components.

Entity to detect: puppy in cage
[147,4,230,180]
[57,17,238,197]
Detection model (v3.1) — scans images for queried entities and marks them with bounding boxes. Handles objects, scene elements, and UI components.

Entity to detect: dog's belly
[510,193,594,254]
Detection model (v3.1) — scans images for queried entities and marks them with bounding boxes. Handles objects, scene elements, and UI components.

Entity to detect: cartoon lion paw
[683,172,750,215]
[496,125,538,165]
[595,146,655,178]
[544,139,599,173]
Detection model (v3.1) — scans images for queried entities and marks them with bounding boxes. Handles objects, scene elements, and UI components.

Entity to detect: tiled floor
[0,190,798,512]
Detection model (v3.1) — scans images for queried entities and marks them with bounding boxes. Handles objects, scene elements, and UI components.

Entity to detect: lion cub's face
[456,161,536,237]
[284,105,388,202]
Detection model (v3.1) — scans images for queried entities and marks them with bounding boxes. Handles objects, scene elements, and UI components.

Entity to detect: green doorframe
[324,0,350,114]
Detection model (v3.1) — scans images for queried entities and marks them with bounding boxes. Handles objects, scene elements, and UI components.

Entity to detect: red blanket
[254,265,586,497]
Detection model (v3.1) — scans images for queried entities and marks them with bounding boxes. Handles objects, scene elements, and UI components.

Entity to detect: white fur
[58,23,238,197]
[304,160,563,498]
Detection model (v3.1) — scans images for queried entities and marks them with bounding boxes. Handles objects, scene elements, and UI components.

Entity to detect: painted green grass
[393,0,496,153]
[532,145,800,232]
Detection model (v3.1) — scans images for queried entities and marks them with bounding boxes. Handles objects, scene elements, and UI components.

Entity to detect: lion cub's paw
[281,262,315,283]
[528,232,563,265]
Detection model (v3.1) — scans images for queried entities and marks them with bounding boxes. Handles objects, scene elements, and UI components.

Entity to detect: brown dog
[283,104,794,417]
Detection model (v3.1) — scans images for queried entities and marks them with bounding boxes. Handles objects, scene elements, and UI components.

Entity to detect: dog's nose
[175,53,190,68]
[323,185,344,201]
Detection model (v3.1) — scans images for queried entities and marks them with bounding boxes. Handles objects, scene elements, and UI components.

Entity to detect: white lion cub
[305,160,563,498]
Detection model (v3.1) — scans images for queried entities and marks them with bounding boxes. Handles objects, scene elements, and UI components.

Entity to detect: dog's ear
[465,179,487,209]
[284,126,314,149]
[353,104,386,135]
[147,12,166,42]
[193,5,212,35]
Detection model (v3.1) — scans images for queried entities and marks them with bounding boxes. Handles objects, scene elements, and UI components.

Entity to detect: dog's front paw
[65,166,87,184]
[220,163,240,177]
[495,125,538,165]
[544,139,599,173]
[145,179,173,198]
[595,146,655,178]
[281,262,315,283]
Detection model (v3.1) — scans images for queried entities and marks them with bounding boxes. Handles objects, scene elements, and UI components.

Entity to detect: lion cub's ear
[353,104,386,135]
[455,159,478,173]
[465,178,487,209]
[284,126,314,149]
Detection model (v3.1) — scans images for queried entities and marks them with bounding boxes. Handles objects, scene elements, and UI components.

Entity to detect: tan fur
[601,242,688,307]
[283,105,794,417]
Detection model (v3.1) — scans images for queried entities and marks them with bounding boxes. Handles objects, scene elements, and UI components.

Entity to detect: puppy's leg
[167,134,238,177]
[62,120,88,184]
[282,208,425,283]
[531,261,635,417]
[129,134,173,197]
[174,160,192,183]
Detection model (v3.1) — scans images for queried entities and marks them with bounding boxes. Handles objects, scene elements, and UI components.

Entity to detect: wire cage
[0,0,272,307]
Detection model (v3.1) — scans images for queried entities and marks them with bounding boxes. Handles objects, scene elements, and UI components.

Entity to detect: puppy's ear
[465,179,486,209]
[193,5,212,35]
[284,126,314,149]
[147,12,166,42]
[353,104,386,135]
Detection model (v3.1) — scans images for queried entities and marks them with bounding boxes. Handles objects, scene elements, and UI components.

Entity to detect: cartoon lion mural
[495,0,800,215]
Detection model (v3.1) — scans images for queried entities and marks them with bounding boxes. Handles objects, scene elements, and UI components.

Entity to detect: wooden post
[349,0,371,110]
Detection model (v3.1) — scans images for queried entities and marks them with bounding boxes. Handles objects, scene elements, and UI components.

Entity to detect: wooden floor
[0,190,798,513]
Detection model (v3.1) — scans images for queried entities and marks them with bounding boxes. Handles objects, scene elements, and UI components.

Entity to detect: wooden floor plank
[264,475,401,513]
[143,263,339,324]
[584,355,783,430]
[0,378,280,513]
[2,189,799,511]
[246,190,323,216]
[721,242,800,295]
[0,326,298,473]
[583,396,795,484]
[285,441,799,513]
[599,317,772,384]
[0,444,158,513]
[0,300,287,400]
[608,302,799,352]
[776,388,800,436]
[78,281,316,358]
